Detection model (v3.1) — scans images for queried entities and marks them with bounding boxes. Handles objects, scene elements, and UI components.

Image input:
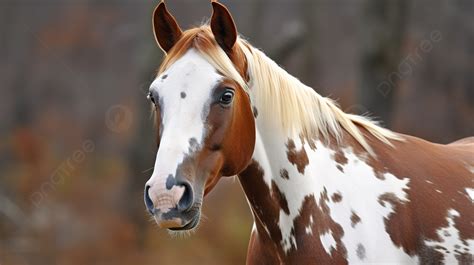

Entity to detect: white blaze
[146,49,222,208]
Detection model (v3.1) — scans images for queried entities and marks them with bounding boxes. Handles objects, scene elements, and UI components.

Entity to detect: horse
[143,1,474,264]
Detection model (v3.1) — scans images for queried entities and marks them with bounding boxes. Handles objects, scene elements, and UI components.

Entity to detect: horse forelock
[157,25,248,91]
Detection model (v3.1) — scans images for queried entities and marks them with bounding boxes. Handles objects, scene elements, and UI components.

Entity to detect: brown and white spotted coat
[241,128,473,264]
[144,1,474,264]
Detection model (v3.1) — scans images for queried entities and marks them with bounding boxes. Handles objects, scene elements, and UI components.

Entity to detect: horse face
[144,47,255,230]
[144,0,254,231]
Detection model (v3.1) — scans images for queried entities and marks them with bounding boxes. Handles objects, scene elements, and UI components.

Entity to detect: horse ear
[153,2,183,53]
[211,2,237,52]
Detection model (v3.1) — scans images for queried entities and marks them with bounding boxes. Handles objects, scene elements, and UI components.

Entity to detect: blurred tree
[299,0,318,86]
[358,0,410,126]
[248,0,265,44]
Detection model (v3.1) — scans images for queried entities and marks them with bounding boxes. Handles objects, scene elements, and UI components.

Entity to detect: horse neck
[237,117,338,256]
[237,115,403,258]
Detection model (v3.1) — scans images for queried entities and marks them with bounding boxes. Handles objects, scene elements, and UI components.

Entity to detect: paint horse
[143,2,474,264]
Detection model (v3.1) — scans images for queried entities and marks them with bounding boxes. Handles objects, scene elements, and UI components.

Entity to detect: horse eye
[219,89,234,106]
[147,92,156,104]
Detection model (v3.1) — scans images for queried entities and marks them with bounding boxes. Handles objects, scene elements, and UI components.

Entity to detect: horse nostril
[144,185,155,214]
[177,182,194,211]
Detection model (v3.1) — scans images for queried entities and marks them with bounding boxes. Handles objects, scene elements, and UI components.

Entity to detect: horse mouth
[168,213,200,231]
[151,205,201,231]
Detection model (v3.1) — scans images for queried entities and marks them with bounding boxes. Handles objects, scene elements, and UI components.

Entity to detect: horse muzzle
[144,177,200,230]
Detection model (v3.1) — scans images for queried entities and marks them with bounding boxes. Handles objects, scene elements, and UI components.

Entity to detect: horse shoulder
[369,135,473,263]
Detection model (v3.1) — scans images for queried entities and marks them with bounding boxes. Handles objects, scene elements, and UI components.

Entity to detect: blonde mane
[157,25,402,154]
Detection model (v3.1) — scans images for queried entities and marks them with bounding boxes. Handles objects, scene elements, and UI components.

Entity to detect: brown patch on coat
[288,192,348,264]
[239,160,287,262]
[252,106,258,118]
[356,243,366,260]
[257,192,350,264]
[240,161,349,264]
[246,224,281,265]
[280,168,289,180]
[336,164,344,173]
[333,149,348,165]
[378,192,403,208]
[350,211,361,228]
[286,139,309,174]
[315,189,347,258]
[331,192,343,203]
[419,246,445,264]
[455,251,473,265]
[272,181,290,215]
[373,171,386,180]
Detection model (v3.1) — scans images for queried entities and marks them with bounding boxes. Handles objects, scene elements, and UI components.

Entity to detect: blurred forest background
[0,0,473,264]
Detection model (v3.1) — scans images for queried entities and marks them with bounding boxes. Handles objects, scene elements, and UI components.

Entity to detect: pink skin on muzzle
[146,177,186,228]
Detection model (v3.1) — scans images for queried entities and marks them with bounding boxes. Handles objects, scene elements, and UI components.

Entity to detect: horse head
[144,1,255,231]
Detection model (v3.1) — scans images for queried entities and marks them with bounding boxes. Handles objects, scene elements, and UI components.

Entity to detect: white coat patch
[465,188,474,201]
[320,231,336,255]
[424,209,468,264]
[305,216,314,235]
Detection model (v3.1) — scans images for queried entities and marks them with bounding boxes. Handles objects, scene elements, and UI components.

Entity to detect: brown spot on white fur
[350,211,361,228]
[336,164,344,173]
[356,243,366,260]
[239,160,287,261]
[241,162,351,264]
[280,168,289,180]
[333,149,348,165]
[286,139,309,174]
[272,181,290,215]
[252,106,258,118]
[289,194,348,264]
[331,192,343,203]
[377,192,402,208]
